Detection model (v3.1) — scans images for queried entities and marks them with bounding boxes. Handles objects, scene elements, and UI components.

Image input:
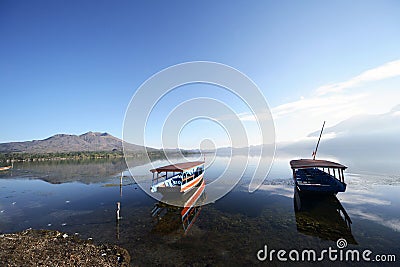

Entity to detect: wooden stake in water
[116,219,120,240]
[119,172,123,197]
[116,202,121,221]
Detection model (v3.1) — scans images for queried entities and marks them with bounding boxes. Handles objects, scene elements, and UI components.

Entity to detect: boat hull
[293,168,346,195]
[156,173,204,195]
[159,177,205,206]
[295,183,346,195]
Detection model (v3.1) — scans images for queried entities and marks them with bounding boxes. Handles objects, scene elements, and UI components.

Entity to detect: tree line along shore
[0,150,199,163]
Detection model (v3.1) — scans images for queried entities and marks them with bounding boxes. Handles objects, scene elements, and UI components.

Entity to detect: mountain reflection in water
[5,158,128,184]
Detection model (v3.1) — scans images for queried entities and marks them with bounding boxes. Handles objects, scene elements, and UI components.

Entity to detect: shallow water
[0,156,399,265]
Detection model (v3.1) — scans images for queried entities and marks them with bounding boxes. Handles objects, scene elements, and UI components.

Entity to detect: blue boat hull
[294,168,346,195]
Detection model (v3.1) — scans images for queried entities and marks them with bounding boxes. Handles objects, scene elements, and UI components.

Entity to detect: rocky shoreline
[0,229,130,266]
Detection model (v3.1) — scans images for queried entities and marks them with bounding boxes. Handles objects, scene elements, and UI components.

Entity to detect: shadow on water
[293,188,357,245]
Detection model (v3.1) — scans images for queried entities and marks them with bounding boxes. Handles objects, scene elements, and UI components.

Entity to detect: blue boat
[290,121,347,195]
[290,159,347,195]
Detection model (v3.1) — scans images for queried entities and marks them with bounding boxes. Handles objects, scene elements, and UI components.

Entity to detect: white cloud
[316,59,400,95]
[340,194,391,206]
[211,59,400,144]
[237,112,256,121]
[272,93,367,119]
[348,209,400,232]
[211,111,271,146]
[257,185,293,198]
[270,59,400,142]
[271,93,370,142]
[237,112,271,122]
[215,111,273,123]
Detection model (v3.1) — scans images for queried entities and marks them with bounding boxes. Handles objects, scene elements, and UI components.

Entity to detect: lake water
[0,155,399,265]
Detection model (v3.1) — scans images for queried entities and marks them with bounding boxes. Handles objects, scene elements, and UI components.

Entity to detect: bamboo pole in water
[313,121,326,160]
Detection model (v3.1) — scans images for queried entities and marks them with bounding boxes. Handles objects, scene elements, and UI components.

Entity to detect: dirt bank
[0,229,130,266]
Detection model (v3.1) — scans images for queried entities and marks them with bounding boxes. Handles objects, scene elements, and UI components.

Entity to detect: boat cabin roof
[150,161,204,173]
[290,159,347,170]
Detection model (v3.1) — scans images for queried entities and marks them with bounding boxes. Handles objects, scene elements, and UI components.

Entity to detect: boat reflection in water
[151,179,206,235]
[294,188,357,244]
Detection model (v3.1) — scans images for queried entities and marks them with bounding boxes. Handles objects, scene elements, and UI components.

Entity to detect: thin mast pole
[313,121,326,160]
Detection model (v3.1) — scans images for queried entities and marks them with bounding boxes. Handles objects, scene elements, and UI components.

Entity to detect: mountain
[0,132,154,153]
[279,106,400,174]
[308,104,400,138]
[198,144,275,156]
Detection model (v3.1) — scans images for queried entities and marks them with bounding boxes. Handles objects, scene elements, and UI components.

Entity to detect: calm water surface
[0,156,399,266]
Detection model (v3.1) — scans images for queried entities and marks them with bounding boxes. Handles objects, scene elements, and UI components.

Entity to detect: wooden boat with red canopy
[0,162,13,171]
[150,161,205,194]
[0,166,12,171]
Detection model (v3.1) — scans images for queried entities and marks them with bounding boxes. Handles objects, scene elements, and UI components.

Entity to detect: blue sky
[1,1,399,148]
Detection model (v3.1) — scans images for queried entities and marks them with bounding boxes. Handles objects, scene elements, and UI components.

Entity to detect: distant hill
[0,132,155,154]
[280,105,400,159]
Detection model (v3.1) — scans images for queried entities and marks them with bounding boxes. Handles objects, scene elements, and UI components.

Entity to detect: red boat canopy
[150,161,204,173]
[290,159,347,170]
